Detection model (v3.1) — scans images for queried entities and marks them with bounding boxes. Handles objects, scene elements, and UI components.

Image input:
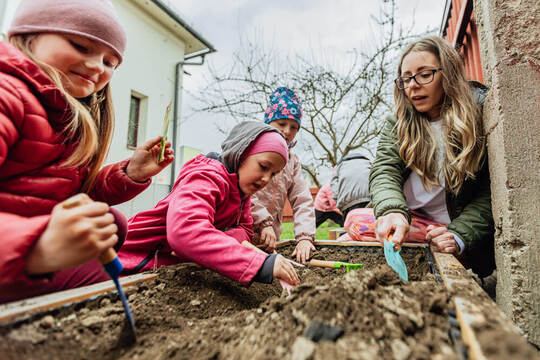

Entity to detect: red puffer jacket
[0,42,150,288]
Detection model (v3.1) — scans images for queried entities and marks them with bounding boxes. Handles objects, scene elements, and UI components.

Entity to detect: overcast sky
[169,0,446,156]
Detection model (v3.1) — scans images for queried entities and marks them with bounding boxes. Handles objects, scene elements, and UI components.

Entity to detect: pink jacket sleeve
[88,159,151,205]
[166,171,266,286]
[288,156,316,242]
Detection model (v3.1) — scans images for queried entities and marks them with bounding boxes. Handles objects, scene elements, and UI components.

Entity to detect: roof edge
[150,0,216,54]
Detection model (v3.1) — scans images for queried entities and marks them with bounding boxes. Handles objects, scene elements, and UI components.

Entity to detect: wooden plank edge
[313,240,428,248]
[433,252,489,360]
[0,272,157,323]
[278,239,427,248]
[454,297,488,360]
[432,252,535,360]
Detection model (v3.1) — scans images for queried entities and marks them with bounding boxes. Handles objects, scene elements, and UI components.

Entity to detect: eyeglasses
[395,68,442,89]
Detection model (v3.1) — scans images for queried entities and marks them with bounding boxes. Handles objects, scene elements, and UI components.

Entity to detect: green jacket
[369,83,495,276]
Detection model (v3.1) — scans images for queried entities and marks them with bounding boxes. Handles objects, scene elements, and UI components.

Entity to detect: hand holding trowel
[62,195,137,342]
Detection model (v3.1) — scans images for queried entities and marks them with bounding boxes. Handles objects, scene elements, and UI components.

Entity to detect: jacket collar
[205,152,249,199]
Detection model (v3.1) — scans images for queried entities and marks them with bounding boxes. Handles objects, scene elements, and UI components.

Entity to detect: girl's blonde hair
[10,34,114,192]
[394,36,485,194]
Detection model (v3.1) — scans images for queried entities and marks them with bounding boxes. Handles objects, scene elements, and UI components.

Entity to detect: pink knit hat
[242,131,289,165]
[8,0,127,64]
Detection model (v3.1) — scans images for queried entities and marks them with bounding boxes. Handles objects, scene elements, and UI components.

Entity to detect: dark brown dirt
[0,245,458,360]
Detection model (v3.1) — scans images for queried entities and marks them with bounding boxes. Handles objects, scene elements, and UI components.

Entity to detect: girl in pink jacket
[0,0,173,303]
[120,122,300,286]
[251,87,317,263]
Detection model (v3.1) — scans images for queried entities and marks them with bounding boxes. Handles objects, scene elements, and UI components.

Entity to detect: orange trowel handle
[388,233,400,251]
[309,259,336,268]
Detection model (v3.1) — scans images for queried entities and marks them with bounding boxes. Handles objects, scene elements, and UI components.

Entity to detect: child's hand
[259,226,277,253]
[126,136,174,182]
[291,239,315,263]
[25,194,118,275]
[426,225,459,254]
[273,254,300,285]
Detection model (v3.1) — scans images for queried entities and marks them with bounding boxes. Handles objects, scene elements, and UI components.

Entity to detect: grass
[280,221,341,240]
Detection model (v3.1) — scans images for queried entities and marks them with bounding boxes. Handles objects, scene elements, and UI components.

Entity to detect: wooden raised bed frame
[0,240,533,359]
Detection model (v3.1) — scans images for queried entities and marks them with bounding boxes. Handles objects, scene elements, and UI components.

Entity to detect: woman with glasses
[365,36,494,278]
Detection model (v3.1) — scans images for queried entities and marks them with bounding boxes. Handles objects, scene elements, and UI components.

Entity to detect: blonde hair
[394,36,485,194]
[10,35,114,192]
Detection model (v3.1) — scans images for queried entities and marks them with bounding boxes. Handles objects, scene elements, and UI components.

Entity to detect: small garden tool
[308,259,363,273]
[158,101,172,163]
[99,248,137,341]
[383,234,408,283]
[62,195,136,341]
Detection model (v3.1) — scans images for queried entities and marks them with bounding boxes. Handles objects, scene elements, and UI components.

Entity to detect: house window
[127,95,141,149]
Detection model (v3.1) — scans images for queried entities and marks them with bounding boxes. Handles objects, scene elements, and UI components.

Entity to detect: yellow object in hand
[158,101,172,163]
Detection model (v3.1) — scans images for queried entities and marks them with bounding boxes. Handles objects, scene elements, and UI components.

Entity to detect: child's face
[237,152,285,196]
[269,119,300,145]
[31,33,119,99]
[400,50,444,120]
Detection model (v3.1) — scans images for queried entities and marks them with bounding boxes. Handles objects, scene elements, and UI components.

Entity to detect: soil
[0,245,459,360]
[474,323,540,360]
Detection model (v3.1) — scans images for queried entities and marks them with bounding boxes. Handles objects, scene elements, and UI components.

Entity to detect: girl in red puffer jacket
[0,0,173,303]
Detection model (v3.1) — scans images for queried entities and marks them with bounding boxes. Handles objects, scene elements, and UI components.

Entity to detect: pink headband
[242,131,289,165]
[8,0,126,64]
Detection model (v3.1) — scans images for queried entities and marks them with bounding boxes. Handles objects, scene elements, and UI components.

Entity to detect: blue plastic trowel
[100,248,137,341]
[62,195,136,342]
[383,236,408,283]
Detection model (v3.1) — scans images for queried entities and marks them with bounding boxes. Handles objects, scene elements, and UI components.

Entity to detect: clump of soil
[0,245,457,360]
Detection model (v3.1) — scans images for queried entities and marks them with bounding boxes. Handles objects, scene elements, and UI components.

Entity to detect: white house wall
[1,0,189,217]
[112,0,186,217]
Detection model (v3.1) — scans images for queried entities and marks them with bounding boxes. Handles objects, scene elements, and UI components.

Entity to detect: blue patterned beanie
[264,87,302,126]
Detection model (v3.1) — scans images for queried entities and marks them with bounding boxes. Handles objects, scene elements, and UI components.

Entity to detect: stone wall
[474,0,540,346]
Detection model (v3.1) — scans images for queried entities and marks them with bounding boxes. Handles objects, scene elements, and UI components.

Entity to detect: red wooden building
[440,0,484,82]
[281,187,318,223]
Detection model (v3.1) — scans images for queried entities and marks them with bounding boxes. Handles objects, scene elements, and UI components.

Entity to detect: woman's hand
[273,254,300,285]
[25,194,118,275]
[291,239,315,263]
[258,226,277,253]
[126,136,174,182]
[426,225,459,254]
[374,212,409,246]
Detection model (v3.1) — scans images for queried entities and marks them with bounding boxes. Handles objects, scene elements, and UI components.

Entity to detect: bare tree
[192,0,422,186]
